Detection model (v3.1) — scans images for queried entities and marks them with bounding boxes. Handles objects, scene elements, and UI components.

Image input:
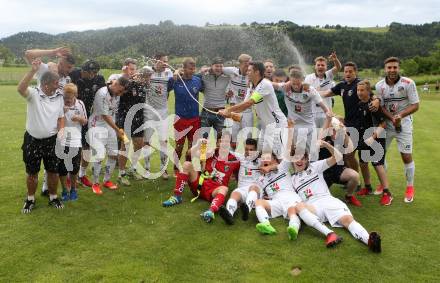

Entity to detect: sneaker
[256,222,277,235]
[162,195,182,207]
[61,190,70,202]
[118,175,131,186]
[162,170,169,180]
[346,195,362,207]
[368,232,382,253]
[373,184,384,195]
[40,189,49,197]
[326,232,343,248]
[48,198,64,209]
[131,170,143,180]
[200,210,215,223]
[125,167,136,177]
[70,189,78,201]
[103,181,118,190]
[22,199,35,214]
[92,183,103,195]
[357,187,372,196]
[79,176,93,187]
[219,206,234,225]
[404,186,415,203]
[287,226,298,240]
[380,193,393,206]
[241,203,250,221]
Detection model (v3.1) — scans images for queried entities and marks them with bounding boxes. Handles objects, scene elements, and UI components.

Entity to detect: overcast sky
[1,0,439,38]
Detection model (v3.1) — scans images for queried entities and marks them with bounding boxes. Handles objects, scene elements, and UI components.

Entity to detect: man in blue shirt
[169,58,202,174]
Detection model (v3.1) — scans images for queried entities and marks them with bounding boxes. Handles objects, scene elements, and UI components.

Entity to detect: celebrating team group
[18,46,420,253]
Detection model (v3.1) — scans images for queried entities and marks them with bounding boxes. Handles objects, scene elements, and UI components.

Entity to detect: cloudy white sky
[1,0,439,38]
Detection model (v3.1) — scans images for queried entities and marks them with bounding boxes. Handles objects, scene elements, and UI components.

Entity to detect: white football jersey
[304,69,334,115]
[291,160,331,202]
[62,99,87,148]
[89,86,119,130]
[148,68,173,110]
[35,63,71,96]
[223,67,250,108]
[375,76,419,132]
[256,160,295,199]
[230,151,261,188]
[283,84,322,127]
[248,78,287,129]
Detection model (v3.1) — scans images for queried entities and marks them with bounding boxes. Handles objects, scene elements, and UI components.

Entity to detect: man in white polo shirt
[18,59,65,213]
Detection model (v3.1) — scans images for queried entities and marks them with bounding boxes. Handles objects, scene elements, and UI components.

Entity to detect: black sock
[383,188,391,195]
[365,184,372,191]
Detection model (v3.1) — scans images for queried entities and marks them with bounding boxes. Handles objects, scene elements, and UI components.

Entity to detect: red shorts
[188,173,222,202]
[174,117,200,145]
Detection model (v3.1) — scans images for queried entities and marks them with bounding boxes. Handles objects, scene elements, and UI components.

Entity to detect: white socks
[298,209,333,236]
[246,190,258,213]
[49,194,57,201]
[404,161,415,186]
[79,166,87,178]
[347,220,370,245]
[288,214,301,231]
[226,198,238,216]
[92,162,101,184]
[256,206,270,223]
[104,158,117,182]
[27,195,35,201]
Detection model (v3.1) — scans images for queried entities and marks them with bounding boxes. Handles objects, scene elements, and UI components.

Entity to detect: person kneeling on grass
[218,138,261,225]
[291,140,381,253]
[162,133,240,223]
[58,83,88,201]
[254,151,343,247]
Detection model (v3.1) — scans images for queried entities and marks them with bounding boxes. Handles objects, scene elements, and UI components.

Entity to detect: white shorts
[87,126,118,159]
[307,196,352,227]
[292,125,317,152]
[314,112,326,129]
[232,184,260,200]
[231,110,254,143]
[144,108,169,142]
[259,126,286,158]
[268,192,302,219]
[385,128,413,154]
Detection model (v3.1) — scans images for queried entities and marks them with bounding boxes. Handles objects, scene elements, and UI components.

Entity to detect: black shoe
[48,198,64,209]
[368,232,381,253]
[241,203,249,221]
[22,199,35,214]
[219,206,234,225]
[41,190,49,197]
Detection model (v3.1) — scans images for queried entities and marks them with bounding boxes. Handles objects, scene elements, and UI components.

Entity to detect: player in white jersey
[252,151,343,246]
[219,62,287,157]
[274,68,332,152]
[218,138,260,225]
[58,84,87,201]
[375,57,419,203]
[222,54,253,149]
[25,47,75,196]
[144,53,173,180]
[88,77,129,194]
[304,53,341,128]
[291,140,381,252]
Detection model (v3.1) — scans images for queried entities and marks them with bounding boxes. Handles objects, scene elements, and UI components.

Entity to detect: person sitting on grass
[218,138,261,225]
[58,83,88,201]
[291,140,382,253]
[162,132,240,224]
[253,151,343,247]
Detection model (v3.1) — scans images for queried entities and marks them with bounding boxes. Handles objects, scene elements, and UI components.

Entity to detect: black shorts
[22,132,59,175]
[323,165,347,187]
[57,147,82,176]
[81,125,89,148]
[357,138,386,166]
[116,114,144,138]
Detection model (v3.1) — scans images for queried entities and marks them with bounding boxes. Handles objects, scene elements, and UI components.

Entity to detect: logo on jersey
[303,187,313,199]
[348,90,353,97]
[398,86,404,93]
[269,182,280,192]
[245,168,253,176]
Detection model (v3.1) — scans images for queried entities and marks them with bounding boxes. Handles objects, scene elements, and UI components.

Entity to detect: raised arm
[329,52,342,75]
[24,47,71,64]
[320,140,343,167]
[17,59,41,97]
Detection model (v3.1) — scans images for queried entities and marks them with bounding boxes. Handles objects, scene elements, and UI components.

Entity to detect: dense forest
[0,21,439,72]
